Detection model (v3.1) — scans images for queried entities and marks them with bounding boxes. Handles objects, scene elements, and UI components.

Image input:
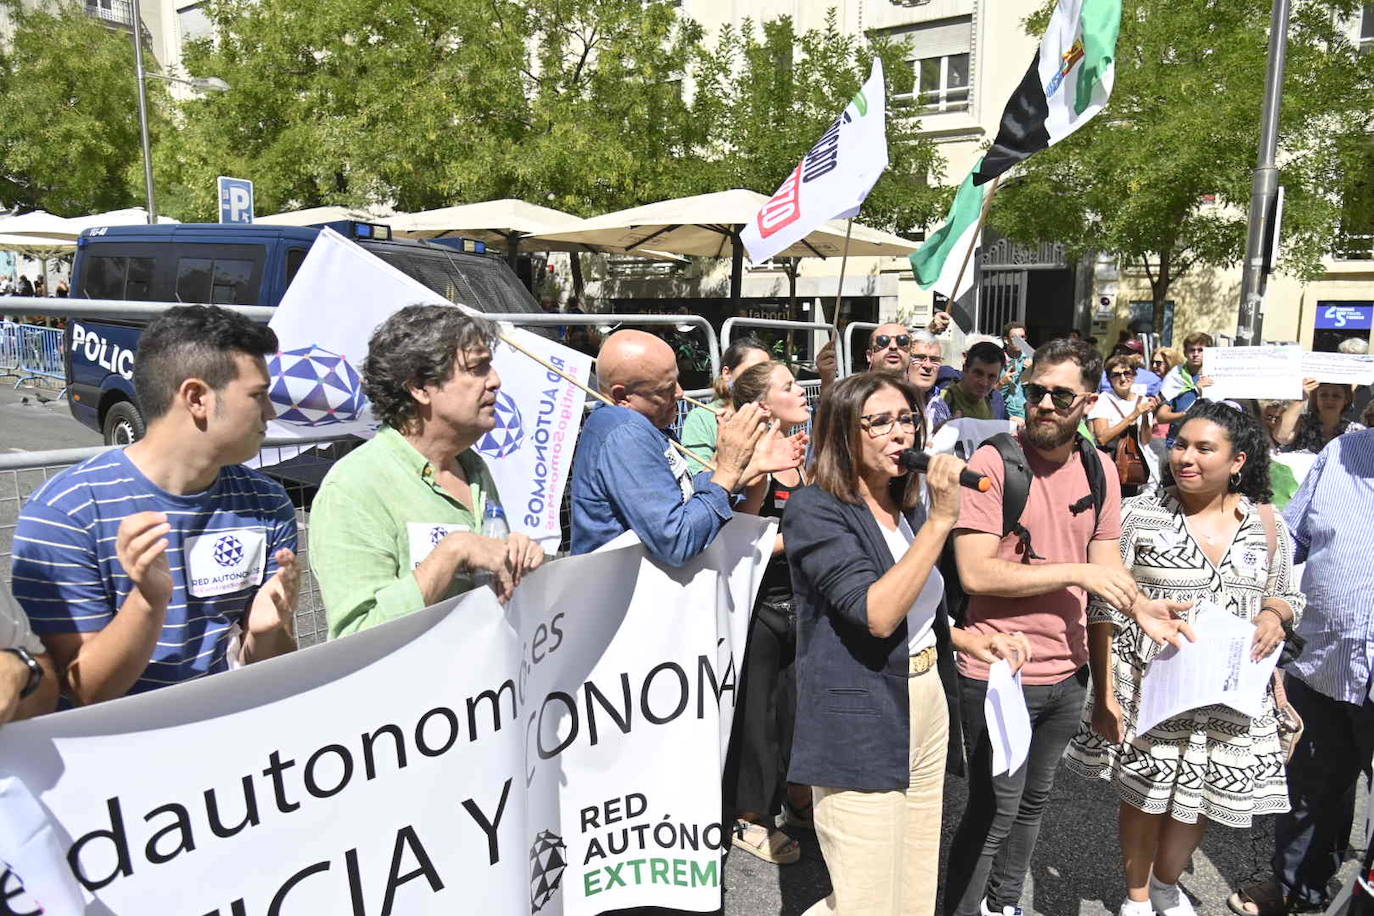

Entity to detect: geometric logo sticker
[212,534,244,568]
[529,829,566,913]
[475,390,525,459]
[430,525,449,548]
[267,345,367,427]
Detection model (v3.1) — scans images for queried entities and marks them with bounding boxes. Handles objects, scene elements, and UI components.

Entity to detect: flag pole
[946,174,1001,313]
[496,330,718,471]
[832,218,854,325]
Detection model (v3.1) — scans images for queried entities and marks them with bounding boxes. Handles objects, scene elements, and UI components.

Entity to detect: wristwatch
[2,647,43,699]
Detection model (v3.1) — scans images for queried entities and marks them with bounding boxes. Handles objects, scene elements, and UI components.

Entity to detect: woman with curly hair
[1066,400,1306,916]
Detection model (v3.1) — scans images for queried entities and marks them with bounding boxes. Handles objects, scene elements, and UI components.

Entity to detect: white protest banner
[0,517,773,915]
[740,58,888,263]
[1299,351,1374,387]
[265,228,592,549]
[1201,345,1303,401]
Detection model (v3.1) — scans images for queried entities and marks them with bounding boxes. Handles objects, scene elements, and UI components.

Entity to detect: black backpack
[940,432,1108,625]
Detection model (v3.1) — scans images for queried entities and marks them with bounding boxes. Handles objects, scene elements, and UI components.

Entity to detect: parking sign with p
[218,176,254,224]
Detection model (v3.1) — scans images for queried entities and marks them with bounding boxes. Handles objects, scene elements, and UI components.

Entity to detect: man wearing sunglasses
[866,323,915,374]
[944,339,1194,916]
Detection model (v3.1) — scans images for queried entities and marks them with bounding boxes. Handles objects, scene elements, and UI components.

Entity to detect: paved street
[0,383,101,452]
[724,765,1370,915]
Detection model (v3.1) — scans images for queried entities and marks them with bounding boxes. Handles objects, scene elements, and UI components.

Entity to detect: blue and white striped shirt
[1283,428,1374,706]
[11,448,296,696]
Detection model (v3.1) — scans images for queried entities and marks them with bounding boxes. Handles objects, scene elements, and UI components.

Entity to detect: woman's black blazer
[782,483,965,791]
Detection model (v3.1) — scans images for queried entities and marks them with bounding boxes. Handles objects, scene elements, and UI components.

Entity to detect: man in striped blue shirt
[1229,428,1374,916]
[11,306,299,704]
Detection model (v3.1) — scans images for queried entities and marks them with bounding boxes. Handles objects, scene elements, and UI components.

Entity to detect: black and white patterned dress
[1065,491,1306,827]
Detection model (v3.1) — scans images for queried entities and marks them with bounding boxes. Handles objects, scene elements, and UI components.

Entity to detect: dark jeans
[944,667,1089,916]
[1271,675,1374,908]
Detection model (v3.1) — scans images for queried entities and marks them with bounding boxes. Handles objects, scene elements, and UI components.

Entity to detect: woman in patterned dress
[1067,400,1305,916]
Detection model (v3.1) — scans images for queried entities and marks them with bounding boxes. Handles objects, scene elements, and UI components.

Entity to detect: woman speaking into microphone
[784,372,1031,916]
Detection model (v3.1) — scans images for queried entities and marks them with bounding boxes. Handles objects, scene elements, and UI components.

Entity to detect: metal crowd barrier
[0,321,18,379]
[14,324,65,392]
[720,316,844,378]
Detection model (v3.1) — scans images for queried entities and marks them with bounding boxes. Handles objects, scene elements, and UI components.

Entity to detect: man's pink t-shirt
[956,432,1122,685]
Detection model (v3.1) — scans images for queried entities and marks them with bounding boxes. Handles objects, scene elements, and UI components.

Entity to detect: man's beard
[1023,411,1079,450]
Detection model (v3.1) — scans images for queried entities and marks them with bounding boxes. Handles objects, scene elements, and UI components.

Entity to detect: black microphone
[900,449,991,492]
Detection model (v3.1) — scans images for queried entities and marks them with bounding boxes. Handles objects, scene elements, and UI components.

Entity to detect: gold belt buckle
[909,646,936,676]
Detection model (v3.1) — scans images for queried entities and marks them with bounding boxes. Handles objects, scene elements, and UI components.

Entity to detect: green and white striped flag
[909,160,987,301]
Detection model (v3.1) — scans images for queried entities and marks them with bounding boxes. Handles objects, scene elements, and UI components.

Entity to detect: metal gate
[975,235,1069,335]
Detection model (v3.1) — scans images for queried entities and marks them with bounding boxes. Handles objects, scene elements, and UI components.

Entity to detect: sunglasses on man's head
[1023,383,1083,411]
[872,334,911,350]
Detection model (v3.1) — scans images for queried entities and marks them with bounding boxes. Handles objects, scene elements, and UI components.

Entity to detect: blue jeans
[1271,674,1374,908]
[943,668,1088,916]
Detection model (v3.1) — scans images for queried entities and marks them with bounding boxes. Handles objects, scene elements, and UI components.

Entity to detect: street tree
[987,0,1374,330]
[0,1,163,216]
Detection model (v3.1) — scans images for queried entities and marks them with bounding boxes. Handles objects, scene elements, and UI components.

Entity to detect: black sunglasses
[1023,383,1084,411]
[1108,370,1137,379]
[872,334,911,350]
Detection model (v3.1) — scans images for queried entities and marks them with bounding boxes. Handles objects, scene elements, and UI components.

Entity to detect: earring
[1229,471,1242,488]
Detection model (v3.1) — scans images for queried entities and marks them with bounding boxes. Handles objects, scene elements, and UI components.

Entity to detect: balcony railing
[85,0,135,29]
[1333,233,1374,261]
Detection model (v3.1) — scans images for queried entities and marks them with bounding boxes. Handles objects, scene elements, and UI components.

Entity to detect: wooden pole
[831,218,854,326]
[496,330,718,471]
[947,174,1001,316]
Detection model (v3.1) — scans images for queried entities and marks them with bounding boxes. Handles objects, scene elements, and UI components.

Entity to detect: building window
[85,0,134,28]
[1361,2,1373,55]
[178,2,214,43]
[886,17,973,113]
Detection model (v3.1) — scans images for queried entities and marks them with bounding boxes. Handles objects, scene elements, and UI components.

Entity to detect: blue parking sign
[217,176,254,224]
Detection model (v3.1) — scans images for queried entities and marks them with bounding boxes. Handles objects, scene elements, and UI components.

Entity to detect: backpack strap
[1076,436,1108,526]
[986,432,1042,562]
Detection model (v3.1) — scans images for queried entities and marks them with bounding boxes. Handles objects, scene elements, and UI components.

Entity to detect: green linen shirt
[310,426,500,638]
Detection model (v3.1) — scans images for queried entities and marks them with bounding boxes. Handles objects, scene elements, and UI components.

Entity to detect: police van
[65,221,543,444]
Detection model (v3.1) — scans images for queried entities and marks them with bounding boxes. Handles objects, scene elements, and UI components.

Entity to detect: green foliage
[157,0,942,229]
[0,1,165,215]
[990,0,1374,313]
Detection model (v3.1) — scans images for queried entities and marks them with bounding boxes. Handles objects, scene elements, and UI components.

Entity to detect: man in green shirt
[929,340,1008,429]
[311,305,545,638]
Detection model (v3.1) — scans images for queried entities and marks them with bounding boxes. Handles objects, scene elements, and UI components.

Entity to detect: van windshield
[362,244,540,315]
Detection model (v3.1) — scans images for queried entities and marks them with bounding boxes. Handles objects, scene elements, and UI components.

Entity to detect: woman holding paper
[783,372,1027,916]
[1066,400,1305,916]
[1281,381,1365,454]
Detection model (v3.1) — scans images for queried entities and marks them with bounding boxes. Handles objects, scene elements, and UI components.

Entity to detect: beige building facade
[686,0,1374,354]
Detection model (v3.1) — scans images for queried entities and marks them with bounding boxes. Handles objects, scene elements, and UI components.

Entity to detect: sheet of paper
[985,659,1032,776]
[0,777,89,912]
[1135,600,1281,735]
[1299,351,1374,387]
[1202,346,1303,401]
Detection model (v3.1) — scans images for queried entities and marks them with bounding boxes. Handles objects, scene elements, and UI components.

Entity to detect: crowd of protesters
[3,302,1373,916]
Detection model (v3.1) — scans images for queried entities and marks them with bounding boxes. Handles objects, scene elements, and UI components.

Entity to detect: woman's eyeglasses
[1023,383,1084,412]
[871,334,911,350]
[859,412,917,437]
[1109,370,1137,380]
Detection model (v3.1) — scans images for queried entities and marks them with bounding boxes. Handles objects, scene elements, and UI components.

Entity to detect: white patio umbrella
[531,189,918,304]
[254,205,396,226]
[0,208,178,242]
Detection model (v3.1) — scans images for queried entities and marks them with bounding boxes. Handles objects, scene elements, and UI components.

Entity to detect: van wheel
[102,401,145,446]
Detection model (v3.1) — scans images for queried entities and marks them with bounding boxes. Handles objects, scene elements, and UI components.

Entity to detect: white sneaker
[978,899,1024,916]
[1148,877,1196,916]
[1118,899,1155,916]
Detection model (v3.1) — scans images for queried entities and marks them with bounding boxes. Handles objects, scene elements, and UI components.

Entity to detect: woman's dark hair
[1104,354,1136,375]
[1162,399,1273,503]
[730,360,781,410]
[362,304,499,432]
[811,372,925,509]
[713,337,770,401]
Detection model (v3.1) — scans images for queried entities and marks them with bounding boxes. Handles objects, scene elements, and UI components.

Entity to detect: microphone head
[898,449,925,471]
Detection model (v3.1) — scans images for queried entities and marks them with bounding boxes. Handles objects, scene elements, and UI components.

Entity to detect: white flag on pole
[740,58,889,263]
[264,228,591,549]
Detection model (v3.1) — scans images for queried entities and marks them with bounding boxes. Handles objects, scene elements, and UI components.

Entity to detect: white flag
[740,58,889,263]
[265,228,591,549]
